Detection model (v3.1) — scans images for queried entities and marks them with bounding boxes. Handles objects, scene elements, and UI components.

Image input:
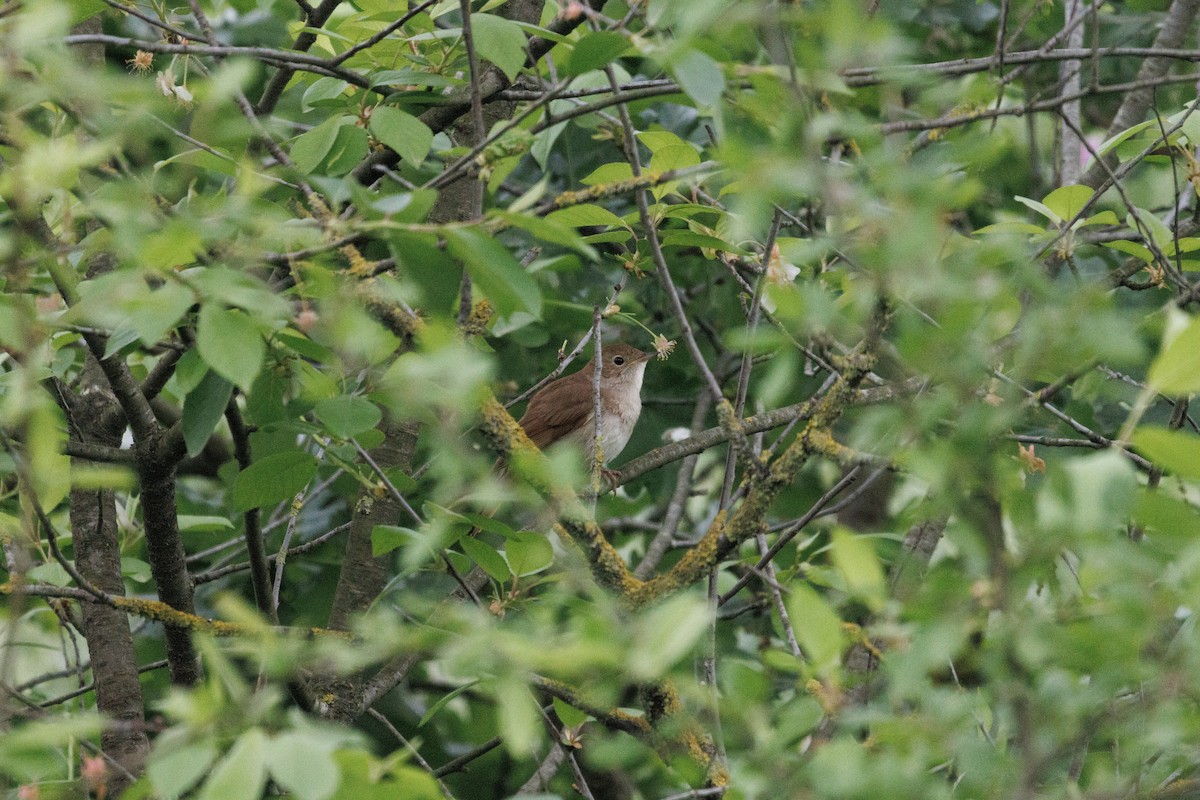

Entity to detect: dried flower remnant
[653,334,676,360]
[1016,443,1045,474]
[127,50,153,72]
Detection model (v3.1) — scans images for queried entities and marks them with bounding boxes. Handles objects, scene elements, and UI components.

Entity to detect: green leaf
[265,731,339,800]
[372,524,417,557]
[178,515,236,534]
[1149,315,1200,394]
[1127,208,1174,251]
[418,680,480,727]
[120,556,152,583]
[231,452,318,512]
[1168,237,1200,255]
[444,229,542,319]
[290,116,344,174]
[1134,488,1200,540]
[198,729,267,800]
[103,320,142,359]
[383,468,417,493]
[469,14,527,81]
[369,68,462,89]
[504,530,553,576]
[493,211,597,259]
[1102,240,1154,263]
[182,370,233,458]
[1081,210,1120,227]
[649,143,702,175]
[314,396,382,439]
[369,106,433,168]
[323,124,370,175]
[496,679,539,755]
[581,230,634,244]
[638,131,689,153]
[974,221,1048,236]
[552,696,588,728]
[302,78,348,111]
[130,281,195,346]
[546,203,630,230]
[173,349,207,395]
[829,529,886,611]
[567,31,631,75]
[1133,427,1200,479]
[27,562,71,587]
[68,0,107,23]
[460,537,512,582]
[1014,195,1061,224]
[148,736,217,800]
[659,230,749,255]
[1095,118,1156,158]
[672,48,725,107]
[628,593,708,679]
[197,304,265,391]
[784,583,843,674]
[1042,184,1093,223]
[581,162,633,186]
[462,513,515,537]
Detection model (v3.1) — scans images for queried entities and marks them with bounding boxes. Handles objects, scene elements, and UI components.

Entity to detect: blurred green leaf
[1132,426,1200,479]
[197,304,265,391]
[444,229,542,319]
[1149,314,1200,393]
[148,734,217,800]
[830,528,886,611]
[629,593,708,679]
[672,48,725,107]
[418,680,480,727]
[265,731,340,800]
[198,729,267,800]
[785,583,843,674]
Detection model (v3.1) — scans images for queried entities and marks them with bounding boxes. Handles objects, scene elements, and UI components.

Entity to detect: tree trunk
[66,361,150,793]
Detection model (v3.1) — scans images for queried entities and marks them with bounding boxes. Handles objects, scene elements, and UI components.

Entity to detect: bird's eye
[613,355,626,366]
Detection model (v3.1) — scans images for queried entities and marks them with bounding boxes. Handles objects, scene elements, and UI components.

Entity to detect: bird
[516,342,652,467]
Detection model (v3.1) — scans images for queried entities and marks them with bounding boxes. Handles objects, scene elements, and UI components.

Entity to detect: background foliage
[4,0,1200,798]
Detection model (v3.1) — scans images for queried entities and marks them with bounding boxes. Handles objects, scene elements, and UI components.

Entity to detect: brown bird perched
[517,343,653,466]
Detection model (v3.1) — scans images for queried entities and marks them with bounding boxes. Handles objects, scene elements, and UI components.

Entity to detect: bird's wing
[517,378,593,450]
